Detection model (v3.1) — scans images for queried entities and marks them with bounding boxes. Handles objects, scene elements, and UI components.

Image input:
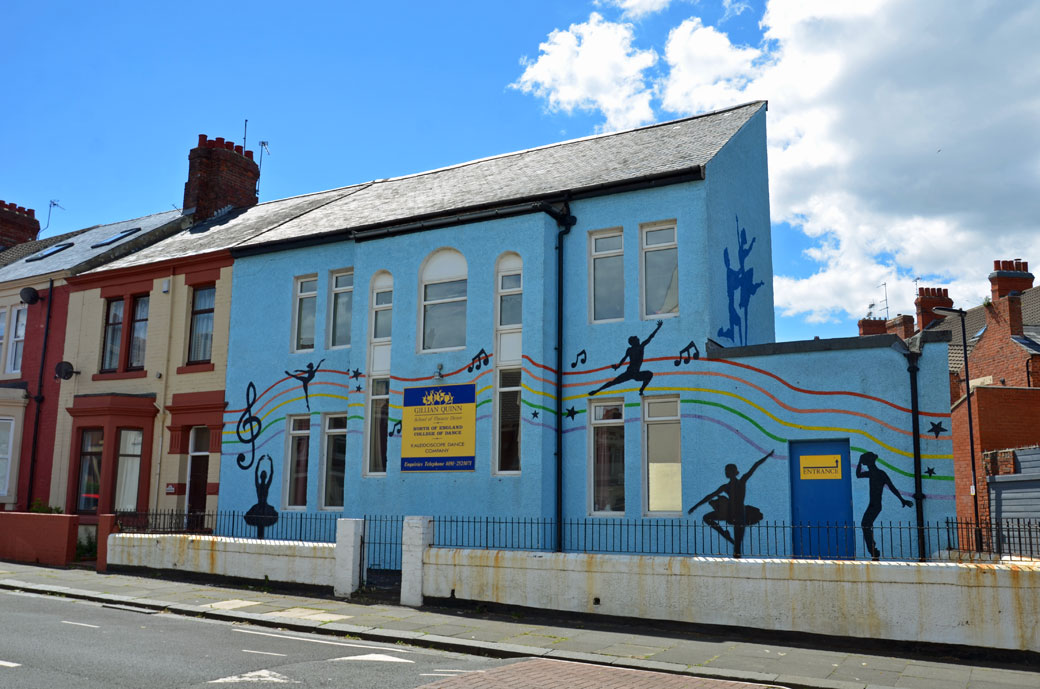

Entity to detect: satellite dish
[54,361,79,380]
[19,287,40,305]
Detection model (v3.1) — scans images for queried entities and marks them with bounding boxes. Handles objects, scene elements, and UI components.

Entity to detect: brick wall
[0,201,40,248]
[182,135,259,221]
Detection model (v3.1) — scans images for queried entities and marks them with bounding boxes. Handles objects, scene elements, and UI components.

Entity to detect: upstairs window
[5,307,26,374]
[590,230,623,322]
[100,300,124,372]
[293,276,317,351]
[372,278,393,342]
[420,250,467,351]
[329,270,353,348]
[127,296,149,370]
[642,223,678,318]
[187,286,215,364]
[91,227,140,248]
[25,242,73,262]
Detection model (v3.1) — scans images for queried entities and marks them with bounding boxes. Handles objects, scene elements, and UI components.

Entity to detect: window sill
[176,362,215,375]
[92,370,147,381]
[419,346,466,354]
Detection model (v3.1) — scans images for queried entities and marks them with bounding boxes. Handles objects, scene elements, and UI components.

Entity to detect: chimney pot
[214,137,225,147]
[245,150,254,160]
[234,145,243,154]
[198,134,207,146]
[182,133,260,222]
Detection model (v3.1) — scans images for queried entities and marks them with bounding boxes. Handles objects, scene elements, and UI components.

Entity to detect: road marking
[62,621,100,628]
[435,669,486,673]
[0,660,21,668]
[242,650,287,657]
[232,628,412,653]
[420,673,457,677]
[331,654,413,663]
[209,669,299,683]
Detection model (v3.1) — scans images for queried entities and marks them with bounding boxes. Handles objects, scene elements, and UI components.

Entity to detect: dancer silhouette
[688,450,773,558]
[856,452,912,559]
[717,247,742,343]
[244,456,278,539]
[589,320,663,397]
[285,359,324,411]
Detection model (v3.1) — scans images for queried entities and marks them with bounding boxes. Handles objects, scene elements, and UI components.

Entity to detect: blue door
[789,439,854,558]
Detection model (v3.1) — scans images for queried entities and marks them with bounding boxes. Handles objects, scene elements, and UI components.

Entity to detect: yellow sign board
[799,454,842,480]
[401,383,476,471]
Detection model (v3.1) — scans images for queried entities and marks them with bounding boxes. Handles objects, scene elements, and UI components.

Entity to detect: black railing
[363,514,404,572]
[115,510,340,543]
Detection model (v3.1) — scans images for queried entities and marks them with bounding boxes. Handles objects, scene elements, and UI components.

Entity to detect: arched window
[495,253,522,473]
[367,271,393,475]
[419,249,467,351]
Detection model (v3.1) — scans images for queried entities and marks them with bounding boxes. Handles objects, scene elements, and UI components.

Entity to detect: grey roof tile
[928,285,1040,370]
[0,227,92,269]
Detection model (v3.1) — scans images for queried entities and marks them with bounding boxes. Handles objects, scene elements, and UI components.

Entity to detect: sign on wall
[401,383,476,472]
[799,454,843,480]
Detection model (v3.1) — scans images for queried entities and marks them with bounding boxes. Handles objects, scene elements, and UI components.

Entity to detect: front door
[187,455,209,514]
[789,439,854,558]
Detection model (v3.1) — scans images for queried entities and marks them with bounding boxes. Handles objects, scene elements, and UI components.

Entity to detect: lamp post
[933,306,983,552]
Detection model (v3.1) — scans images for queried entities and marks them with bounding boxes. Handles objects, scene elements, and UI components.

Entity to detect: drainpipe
[534,201,576,553]
[26,278,54,509]
[895,336,926,561]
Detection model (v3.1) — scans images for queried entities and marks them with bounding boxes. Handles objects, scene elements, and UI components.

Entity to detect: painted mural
[589,320,663,397]
[234,381,278,538]
[688,450,773,558]
[718,215,765,346]
[856,451,914,559]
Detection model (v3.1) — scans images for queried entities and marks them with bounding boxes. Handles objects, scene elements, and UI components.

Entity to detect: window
[420,250,467,351]
[644,397,681,512]
[329,271,353,348]
[100,300,124,372]
[642,224,678,318]
[369,272,393,376]
[187,427,210,514]
[188,286,215,364]
[114,429,143,512]
[367,379,389,474]
[25,242,73,262]
[0,418,13,497]
[293,277,317,351]
[373,286,392,340]
[127,296,149,370]
[286,417,310,507]
[90,227,140,248]
[590,401,625,514]
[322,415,347,508]
[496,369,521,473]
[0,308,7,370]
[498,270,522,328]
[590,231,624,322]
[76,429,104,513]
[6,306,26,374]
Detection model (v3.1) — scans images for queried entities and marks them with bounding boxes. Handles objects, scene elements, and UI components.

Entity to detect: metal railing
[363,514,404,571]
[115,510,340,543]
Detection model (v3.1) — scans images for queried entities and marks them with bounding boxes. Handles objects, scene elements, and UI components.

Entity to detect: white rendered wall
[422,548,1040,653]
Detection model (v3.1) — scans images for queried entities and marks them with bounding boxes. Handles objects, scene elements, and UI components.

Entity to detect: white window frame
[497,270,522,332]
[320,414,348,509]
[419,249,467,353]
[588,229,624,323]
[114,428,143,513]
[643,396,682,515]
[640,221,679,320]
[420,282,467,352]
[6,306,27,373]
[0,417,14,499]
[292,275,318,353]
[365,378,390,476]
[0,307,8,373]
[328,270,353,349]
[371,285,393,343]
[588,398,626,516]
[284,416,311,509]
[494,368,522,474]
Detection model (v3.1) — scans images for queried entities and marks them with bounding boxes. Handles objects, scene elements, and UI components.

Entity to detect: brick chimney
[182,134,260,222]
[0,201,41,249]
[989,259,1033,301]
[887,314,915,339]
[858,318,888,336]
[915,287,953,331]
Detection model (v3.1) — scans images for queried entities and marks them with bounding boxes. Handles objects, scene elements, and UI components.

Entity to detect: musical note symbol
[388,420,402,437]
[235,381,262,470]
[467,348,490,372]
[673,341,700,366]
[570,349,587,368]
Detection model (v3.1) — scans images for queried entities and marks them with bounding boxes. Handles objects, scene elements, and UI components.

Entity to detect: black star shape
[925,467,936,477]
[355,385,362,392]
[928,421,947,438]
[565,406,578,420]
[531,410,539,419]
[351,368,362,379]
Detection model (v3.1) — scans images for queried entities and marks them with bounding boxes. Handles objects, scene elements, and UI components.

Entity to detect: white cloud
[596,0,673,19]
[721,0,751,22]
[517,1,1040,325]
[512,13,658,131]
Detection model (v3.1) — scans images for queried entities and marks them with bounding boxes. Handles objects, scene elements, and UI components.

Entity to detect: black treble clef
[235,381,262,470]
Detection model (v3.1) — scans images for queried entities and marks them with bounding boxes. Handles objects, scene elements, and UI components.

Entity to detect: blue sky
[3,1,1038,342]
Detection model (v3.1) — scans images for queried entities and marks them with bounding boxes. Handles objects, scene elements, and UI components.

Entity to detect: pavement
[0,561,1037,689]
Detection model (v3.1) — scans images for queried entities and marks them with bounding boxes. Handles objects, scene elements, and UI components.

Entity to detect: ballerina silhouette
[688,450,773,557]
[285,359,324,411]
[244,455,278,539]
[589,320,663,397]
[856,452,912,559]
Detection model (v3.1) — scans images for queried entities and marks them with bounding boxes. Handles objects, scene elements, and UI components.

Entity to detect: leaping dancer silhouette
[856,452,912,560]
[688,450,773,558]
[589,320,663,397]
[285,359,324,411]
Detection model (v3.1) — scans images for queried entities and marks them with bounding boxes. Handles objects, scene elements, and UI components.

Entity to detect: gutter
[25,278,54,509]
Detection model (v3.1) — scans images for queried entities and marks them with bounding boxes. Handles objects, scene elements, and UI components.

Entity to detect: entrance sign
[401,383,476,471]
[799,454,842,480]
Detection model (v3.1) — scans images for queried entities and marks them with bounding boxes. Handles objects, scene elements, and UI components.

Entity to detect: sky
[3,0,1038,342]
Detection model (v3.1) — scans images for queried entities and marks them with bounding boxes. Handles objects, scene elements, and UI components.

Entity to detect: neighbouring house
[208,101,954,558]
[0,202,187,514]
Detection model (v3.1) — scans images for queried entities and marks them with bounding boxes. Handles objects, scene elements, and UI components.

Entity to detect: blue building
[216,102,955,558]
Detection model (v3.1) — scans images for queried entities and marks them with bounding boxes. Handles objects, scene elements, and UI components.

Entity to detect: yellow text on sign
[799,454,842,480]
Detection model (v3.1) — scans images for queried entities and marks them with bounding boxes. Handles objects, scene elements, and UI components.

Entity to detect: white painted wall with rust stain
[422,548,1040,652]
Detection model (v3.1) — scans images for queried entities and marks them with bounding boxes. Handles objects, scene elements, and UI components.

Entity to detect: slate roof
[0,227,91,269]
[98,101,766,270]
[927,285,1040,371]
[0,209,184,283]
